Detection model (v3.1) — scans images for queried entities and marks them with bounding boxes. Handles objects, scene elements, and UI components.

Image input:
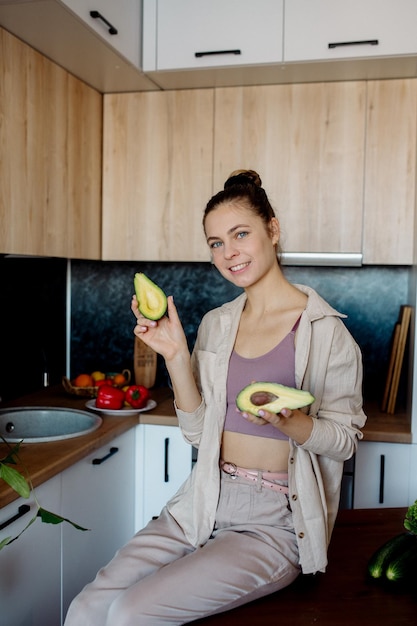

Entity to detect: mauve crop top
[224,319,300,441]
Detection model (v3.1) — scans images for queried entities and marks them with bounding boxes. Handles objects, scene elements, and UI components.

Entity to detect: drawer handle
[328,39,378,49]
[379,454,385,504]
[164,437,169,483]
[0,504,31,531]
[90,10,118,35]
[92,446,119,465]
[195,49,241,58]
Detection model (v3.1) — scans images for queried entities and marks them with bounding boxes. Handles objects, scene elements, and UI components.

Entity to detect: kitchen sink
[0,407,102,443]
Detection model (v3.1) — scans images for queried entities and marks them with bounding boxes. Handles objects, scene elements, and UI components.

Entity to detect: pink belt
[220,460,289,494]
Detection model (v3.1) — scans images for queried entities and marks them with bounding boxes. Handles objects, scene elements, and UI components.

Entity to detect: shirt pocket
[196,350,217,402]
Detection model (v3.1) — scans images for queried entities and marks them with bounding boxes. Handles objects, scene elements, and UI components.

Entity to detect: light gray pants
[64,470,300,625]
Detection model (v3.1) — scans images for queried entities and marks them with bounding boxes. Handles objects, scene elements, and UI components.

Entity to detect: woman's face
[204,201,280,288]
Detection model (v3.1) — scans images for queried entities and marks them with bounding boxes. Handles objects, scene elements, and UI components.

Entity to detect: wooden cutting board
[134,336,157,388]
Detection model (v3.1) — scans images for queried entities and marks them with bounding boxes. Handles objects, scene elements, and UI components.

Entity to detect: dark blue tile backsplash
[0,256,411,406]
[70,260,410,405]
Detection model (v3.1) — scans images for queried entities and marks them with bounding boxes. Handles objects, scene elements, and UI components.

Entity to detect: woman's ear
[269,217,280,245]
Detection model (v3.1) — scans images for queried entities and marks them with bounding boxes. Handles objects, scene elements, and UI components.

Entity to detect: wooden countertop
[363,401,412,443]
[0,386,177,508]
[1,387,413,508]
[193,507,417,625]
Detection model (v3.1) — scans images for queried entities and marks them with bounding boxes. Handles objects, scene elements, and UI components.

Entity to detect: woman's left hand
[239,407,313,445]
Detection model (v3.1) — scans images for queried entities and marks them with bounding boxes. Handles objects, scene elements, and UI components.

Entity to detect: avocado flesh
[236,382,314,415]
[134,273,168,321]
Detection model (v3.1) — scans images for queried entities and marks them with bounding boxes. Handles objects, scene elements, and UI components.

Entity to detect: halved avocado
[134,273,168,321]
[236,382,314,415]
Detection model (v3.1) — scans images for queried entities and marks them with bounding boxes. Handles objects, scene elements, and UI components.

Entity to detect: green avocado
[134,273,168,321]
[236,382,314,415]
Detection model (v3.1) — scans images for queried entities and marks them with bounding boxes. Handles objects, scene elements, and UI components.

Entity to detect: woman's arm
[132,295,202,413]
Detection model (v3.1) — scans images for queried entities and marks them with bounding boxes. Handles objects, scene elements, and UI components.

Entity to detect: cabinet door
[409,445,417,507]
[285,0,417,62]
[363,79,417,265]
[353,441,411,508]
[214,82,366,255]
[135,424,192,529]
[61,431,136,616]
[0,29,101,259]
[144,0,283,71]
[0,476,61,626]
[102,89,213,261]
[60,0,141,67]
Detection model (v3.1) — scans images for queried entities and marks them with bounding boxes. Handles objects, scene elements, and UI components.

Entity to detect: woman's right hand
[132,294,189,363]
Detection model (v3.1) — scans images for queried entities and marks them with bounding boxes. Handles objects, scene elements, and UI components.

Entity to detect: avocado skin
[236,382,315,415]
[134,273,168,321]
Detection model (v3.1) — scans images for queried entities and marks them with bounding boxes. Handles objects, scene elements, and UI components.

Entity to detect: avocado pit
[250,391,279,406]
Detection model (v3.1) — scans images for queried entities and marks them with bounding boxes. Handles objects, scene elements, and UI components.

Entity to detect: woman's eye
[236,231,248,239]
[210,241,223,249]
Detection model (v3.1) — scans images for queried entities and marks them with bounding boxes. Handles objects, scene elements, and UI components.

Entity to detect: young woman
[64,170,366,625]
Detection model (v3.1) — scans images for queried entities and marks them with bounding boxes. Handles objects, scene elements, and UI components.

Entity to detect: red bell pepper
[124,385,150,409]
[96,385,125,410]
[96,378,114,388]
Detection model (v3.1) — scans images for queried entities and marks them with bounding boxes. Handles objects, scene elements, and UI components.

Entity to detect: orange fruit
[113,373,127,386]
[73,373,94,388]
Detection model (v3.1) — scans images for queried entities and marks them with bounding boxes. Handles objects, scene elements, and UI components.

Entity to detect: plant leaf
[37,507,90,531]
[0,463,30,498]
[0,513,38,550]
[0,439,22,465]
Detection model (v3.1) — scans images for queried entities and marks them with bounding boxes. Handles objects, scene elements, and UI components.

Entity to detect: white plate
[85,398,157,416]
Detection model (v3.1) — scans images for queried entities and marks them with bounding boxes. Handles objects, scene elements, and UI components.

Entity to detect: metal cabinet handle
[195,49,241,58]
[379,454,385,504]
[328,39,378,49]
[92,446,119,465]
[0,504,31,530]
[164,438,169,483]
[90,10,118,35]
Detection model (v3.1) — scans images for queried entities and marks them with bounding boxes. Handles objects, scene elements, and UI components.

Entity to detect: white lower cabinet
[0,475,61,626]
[353,441,412,508]
[135,424,193,530]
[61,430,136,617]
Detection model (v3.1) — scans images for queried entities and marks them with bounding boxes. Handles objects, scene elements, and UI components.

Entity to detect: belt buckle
[222,461,238,478]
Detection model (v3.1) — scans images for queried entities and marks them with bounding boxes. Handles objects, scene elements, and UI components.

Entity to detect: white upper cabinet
[0,0,158,93]
[284,0,417,62]
[143,0,284,70]
[61,0,141,68]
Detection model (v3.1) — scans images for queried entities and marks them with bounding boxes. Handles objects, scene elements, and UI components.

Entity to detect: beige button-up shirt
[167,285,367,574]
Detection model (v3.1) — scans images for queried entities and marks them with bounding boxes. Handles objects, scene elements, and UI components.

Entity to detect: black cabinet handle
[164,437,169,483]
[90,10,118,35]
[92,446,119,465]
[195,49,241,58]
[328,39,378,49]
[0,504,30,530]
[379,454,385,503]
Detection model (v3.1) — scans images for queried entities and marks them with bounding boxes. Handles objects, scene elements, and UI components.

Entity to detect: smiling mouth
[229,262,250,272]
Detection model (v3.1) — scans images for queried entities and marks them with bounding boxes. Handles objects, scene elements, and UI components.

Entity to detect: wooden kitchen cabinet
[284,0,417,62]
[363,79,417,265]
[61,430,136,616]
[135,424,192,530]
[102,88,213,261]
[353,441,412,508]
[213,82,366,255]
[0,476,61,626]
[0,28,102,260]
[143,0,283,71]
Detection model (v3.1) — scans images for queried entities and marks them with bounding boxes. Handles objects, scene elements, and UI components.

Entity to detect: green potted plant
[0,436,87,549]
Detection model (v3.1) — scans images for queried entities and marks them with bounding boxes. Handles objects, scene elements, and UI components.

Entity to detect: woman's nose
[223,240,238,259]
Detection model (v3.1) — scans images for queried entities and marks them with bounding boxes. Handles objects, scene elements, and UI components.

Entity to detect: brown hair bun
[224,169,262,189]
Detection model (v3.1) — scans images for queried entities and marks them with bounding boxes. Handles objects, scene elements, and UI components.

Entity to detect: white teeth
[230,263,248,272]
